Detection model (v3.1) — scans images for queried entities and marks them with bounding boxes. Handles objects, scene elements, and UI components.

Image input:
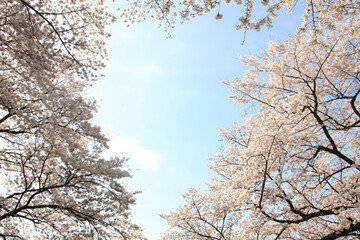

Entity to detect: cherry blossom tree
[162,0,360,239]
[120,0,358,37]
[0,0,144,239]
[120,0,292,34]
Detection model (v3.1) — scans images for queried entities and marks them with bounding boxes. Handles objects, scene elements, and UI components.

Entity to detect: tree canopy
[162,0,360,239]
[0,0,144,239]
[2,0,359,239]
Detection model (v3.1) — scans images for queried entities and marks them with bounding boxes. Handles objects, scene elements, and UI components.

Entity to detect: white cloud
[140,63,161,75]
[107,62,161,77]
[108,136,161,171]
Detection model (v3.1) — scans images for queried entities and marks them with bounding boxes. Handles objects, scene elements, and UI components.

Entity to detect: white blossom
[215,13,223,20]
[0,0,145,239]
[162,1,360,239]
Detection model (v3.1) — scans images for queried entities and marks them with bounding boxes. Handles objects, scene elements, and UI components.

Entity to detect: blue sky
[89,3,304,239]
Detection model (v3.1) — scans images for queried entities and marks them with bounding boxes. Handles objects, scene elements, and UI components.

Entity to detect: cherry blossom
[162,0,360,239]
[0,0,145,239]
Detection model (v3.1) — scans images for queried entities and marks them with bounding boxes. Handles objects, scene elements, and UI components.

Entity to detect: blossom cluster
[0,0,145,239]
[162,0,360,239]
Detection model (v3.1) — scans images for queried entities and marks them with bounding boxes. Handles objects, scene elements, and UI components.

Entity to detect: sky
[88,3,304,239]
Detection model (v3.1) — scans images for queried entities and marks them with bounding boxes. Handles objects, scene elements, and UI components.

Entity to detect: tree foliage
[120,0,358,36]
[0,0,144,239]
[120,0,293,34]
[162,0,360,239]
